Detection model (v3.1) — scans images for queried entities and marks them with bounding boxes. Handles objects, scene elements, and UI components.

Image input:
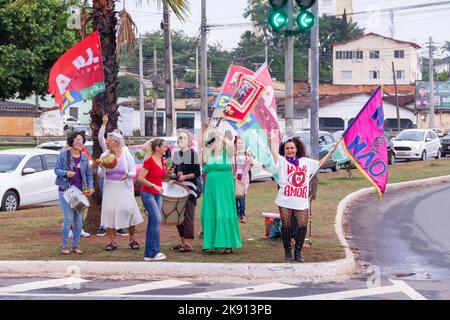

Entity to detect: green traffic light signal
[269,10,289,31]
[297,10,316,31]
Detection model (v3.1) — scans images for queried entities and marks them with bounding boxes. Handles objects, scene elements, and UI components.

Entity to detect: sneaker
[69,230,90,238]
[116,228,129,236]
[97,228,107,237]
[80,230,90,238]
[144,253,166,261]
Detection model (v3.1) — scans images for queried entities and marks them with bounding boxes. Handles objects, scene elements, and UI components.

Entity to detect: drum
[161,181,189,225]
[63,186,90,212]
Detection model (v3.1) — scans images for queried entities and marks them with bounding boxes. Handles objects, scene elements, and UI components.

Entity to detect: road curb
[2,175,449,283]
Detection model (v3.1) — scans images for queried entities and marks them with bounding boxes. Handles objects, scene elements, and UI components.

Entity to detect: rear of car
[440,134,450,157]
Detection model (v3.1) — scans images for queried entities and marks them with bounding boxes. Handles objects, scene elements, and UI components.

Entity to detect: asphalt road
[347,182,450,299]
[1,182,450,300]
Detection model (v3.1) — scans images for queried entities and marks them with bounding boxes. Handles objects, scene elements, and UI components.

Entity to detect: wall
[333,34,420,85]
[0,117,35,136]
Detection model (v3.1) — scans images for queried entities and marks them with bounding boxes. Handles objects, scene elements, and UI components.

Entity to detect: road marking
[0,277,90,294]
[187,283,298,298]
[289,280,427,300]
[77,280,191,296]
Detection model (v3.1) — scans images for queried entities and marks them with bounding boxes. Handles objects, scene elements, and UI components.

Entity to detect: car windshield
[0,154,25,172]
[129,148,147,164]
[395,131,425,141]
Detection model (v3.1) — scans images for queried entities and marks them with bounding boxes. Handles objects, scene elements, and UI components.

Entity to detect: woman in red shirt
[137,138,168,261]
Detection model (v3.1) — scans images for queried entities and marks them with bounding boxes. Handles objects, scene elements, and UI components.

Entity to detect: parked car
[440,133,450,157]
[37,141,93,163]
[393,129,441,161]
[0,149,60,212]
[294,131,341,172]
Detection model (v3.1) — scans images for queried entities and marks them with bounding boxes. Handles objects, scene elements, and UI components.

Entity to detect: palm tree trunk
[85,0,120,233]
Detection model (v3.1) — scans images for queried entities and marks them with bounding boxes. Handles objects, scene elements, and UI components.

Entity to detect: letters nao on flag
[48,31,105,113]
[341,87,388,199]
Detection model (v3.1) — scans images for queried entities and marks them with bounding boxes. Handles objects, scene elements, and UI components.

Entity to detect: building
[320,0,353,17]
[0,101,39,136]
[332,33,422,85]
[276,83,416,132]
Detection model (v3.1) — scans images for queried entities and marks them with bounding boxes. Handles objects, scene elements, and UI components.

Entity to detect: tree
[0,0,78,100]
[117,75,140,97]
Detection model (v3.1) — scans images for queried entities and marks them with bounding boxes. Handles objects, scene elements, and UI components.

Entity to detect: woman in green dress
[200,127,242,254]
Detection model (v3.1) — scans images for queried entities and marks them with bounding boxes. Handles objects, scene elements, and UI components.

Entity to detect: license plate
[448,146,450,150]
[397,152,408,156]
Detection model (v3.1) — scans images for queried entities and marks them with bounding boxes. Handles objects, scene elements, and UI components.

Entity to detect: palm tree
[11,0,189,231]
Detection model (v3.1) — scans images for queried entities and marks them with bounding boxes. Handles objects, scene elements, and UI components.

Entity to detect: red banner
[48,31,105,112]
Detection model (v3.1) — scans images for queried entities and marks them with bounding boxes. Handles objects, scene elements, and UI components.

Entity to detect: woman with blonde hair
[98,132,144,251]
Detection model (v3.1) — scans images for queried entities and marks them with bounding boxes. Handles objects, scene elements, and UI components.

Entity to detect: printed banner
[48,31,105,113]
[214,64,281,181]
[341,86,388,198]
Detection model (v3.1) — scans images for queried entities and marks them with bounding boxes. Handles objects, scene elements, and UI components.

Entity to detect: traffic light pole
[310,1,319,160]
[285,0,294,135]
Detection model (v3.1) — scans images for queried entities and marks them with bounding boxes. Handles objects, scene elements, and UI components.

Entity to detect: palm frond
[116,9,138,62]
[8,0,34,9]
[136,0,190,22]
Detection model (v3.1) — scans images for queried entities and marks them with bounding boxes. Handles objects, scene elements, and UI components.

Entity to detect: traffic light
[268,0,316,33]
[268,0,288,31]
[295,0,316,31]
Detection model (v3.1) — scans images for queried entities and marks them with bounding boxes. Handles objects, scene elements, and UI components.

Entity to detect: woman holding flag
[269,131,335,262]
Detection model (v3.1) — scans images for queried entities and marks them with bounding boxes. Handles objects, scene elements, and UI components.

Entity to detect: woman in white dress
[98,132,144,251]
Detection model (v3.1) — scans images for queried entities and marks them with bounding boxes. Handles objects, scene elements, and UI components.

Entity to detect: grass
[2,158,450,263]
[0,145,34,150]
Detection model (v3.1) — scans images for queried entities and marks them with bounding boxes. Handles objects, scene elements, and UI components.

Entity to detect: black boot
[294,226,307,263]
[281,227,293,262]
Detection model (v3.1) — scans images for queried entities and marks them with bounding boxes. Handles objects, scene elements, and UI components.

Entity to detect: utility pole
[139,34,145,136]
[391,61,401,133]
[163,2,175,136]
[200,0,208,124]
[209,60,212,87]
[310,1,320,160]
[196,46,199,89]
[153,46,158,137]
[265,45,268,65]
[429,36,435,129]
[284,0,294,135]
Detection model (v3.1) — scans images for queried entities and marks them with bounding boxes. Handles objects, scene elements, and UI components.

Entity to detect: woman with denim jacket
[54,132,94,255]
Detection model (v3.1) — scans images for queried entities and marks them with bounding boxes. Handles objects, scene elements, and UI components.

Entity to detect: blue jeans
[59,192,83,249]
[141,192,162,258]
[236,195,246,218]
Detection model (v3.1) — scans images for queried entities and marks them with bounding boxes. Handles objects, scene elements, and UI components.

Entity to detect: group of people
[54,118,324,262]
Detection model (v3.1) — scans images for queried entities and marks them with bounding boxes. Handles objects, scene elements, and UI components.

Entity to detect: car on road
[294,130,341,172]
[393,129,441,161]
[440,133,450,157]
[0,148,60,212]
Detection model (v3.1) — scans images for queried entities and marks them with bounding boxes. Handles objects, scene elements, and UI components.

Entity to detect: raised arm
[98,115,108,153]
[268,130,280,165]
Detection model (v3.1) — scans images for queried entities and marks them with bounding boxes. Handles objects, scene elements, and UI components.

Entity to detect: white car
[393,129,442,161]
[0,149,60,212]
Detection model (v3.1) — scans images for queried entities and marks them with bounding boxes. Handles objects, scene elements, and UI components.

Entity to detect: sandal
[105,243,117,251]
[222,248,233,254]
[61,247,71,255]
[129,240,140,250]
[179,244,194,252]
[171,244,183,251]
[72,247,83,254]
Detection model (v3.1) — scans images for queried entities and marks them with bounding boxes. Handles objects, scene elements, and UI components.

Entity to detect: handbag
[235,178,246,199]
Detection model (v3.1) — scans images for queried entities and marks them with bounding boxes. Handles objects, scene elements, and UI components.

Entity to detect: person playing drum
[169,129,201,253]
[138,138,169,261]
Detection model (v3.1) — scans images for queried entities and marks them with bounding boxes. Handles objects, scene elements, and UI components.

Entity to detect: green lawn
[0,145,34,150]
[1,158,450,263]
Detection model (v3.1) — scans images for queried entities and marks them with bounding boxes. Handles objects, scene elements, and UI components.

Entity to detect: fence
[0,136,154,147]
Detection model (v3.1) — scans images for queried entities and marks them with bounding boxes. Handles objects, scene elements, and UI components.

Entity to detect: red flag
[48,31,105,113]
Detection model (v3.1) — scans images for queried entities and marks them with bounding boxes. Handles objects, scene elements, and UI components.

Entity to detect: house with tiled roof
[332,33,422,85]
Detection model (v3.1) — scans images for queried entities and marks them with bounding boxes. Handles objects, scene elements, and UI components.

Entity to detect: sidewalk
[1,175,449,283]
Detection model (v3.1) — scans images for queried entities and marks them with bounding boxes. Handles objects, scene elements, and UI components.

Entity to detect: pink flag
[341,87,388,198]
